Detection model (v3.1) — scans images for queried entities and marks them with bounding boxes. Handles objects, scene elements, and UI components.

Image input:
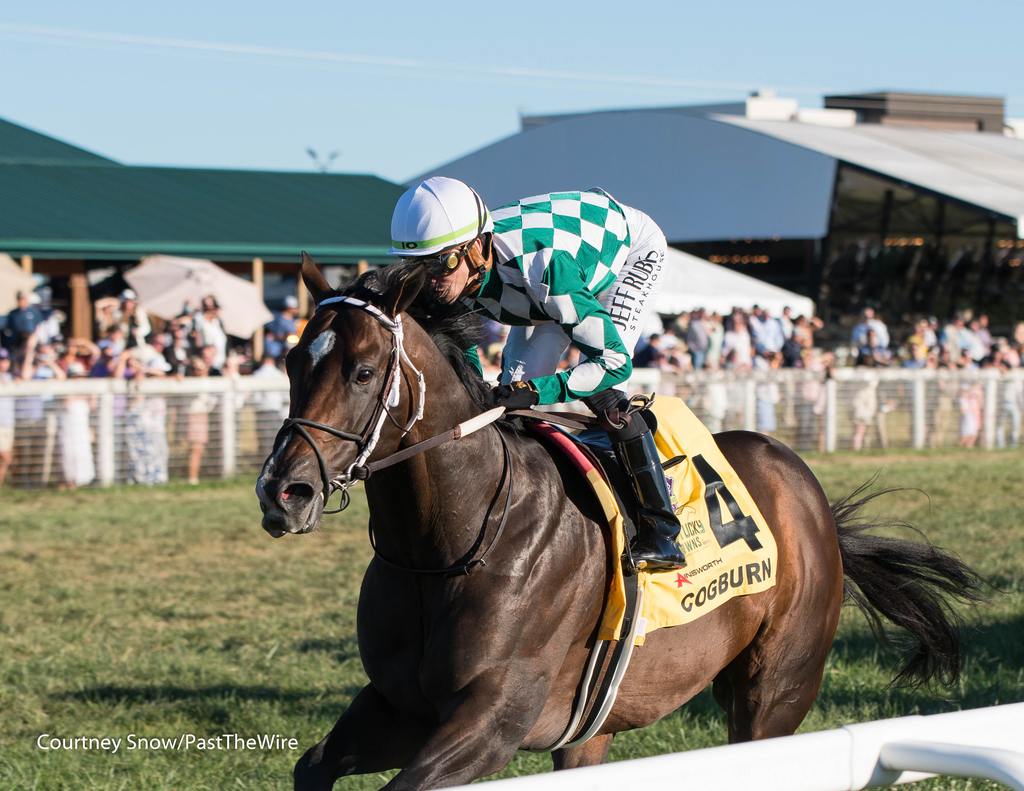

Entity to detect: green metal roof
[0,164,404,263]
[0,118,117,166]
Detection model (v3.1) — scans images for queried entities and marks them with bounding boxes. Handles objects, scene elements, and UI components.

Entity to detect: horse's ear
[300,251,331,305]
[383,265,426,318]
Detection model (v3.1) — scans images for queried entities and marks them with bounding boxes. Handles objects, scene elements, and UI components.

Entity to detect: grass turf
[0,448,1021,790]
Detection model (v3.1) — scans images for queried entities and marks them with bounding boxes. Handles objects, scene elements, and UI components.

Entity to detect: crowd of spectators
[2,289,250,383]
[3,287,1024,488]
[0,288,296,488]
[851,307,1024,373]
[7,288,1024,383]
[630,305,1024,376]
[629,306,825,374]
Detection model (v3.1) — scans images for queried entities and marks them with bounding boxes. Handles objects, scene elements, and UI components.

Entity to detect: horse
[256,255,981,791]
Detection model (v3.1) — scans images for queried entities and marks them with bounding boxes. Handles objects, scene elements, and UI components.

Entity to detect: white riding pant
[500,204,667,392]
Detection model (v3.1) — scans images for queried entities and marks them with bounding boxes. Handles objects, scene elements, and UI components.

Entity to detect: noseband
[272,295,425,513]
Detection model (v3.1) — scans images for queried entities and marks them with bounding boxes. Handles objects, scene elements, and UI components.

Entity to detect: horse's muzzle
[256,475,324,537]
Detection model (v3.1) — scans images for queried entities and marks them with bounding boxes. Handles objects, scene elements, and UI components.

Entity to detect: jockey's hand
[491,381,539,410]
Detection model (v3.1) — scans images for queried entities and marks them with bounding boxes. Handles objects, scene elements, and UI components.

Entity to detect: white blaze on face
[309,329,336,368]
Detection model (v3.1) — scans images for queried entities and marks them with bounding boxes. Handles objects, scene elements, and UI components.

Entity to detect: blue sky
[2,1,1021,183]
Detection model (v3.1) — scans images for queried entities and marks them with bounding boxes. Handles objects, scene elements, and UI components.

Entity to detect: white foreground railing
[447,703,1024,791]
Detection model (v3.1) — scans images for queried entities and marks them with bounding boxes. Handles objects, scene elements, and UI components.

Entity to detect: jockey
[390,176,685,572]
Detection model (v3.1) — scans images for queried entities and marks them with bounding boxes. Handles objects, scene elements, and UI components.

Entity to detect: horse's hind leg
[294,684,428,791]
[712,432,845,742]
[713,602,840,742]
[551,733,614,770]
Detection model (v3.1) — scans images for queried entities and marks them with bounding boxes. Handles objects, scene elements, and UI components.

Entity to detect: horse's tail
[832,479,984,687]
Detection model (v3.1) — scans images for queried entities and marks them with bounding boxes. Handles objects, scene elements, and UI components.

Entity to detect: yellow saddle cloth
[596,397,778,646]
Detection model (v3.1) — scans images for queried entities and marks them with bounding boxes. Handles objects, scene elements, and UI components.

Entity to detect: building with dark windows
[415,91,1024,329]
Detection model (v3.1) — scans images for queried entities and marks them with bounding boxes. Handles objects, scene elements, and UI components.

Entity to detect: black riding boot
[610,415,687,573]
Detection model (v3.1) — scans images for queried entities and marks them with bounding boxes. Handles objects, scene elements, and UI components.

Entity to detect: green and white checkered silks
[470,189,634,405]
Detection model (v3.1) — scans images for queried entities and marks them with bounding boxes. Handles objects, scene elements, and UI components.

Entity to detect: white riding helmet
[389,176,493,257]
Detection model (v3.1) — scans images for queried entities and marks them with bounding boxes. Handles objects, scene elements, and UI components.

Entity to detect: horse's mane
[338,263,493,411]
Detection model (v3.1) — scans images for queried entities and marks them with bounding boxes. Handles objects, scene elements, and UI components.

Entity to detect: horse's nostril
[281,482,316,504]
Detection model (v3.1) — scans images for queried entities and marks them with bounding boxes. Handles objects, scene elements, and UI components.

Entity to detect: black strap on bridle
[269,293,513,572]
[366,430,514,577]
[274,343,399,514]
[273,417,365,513]
[269,296,409,514]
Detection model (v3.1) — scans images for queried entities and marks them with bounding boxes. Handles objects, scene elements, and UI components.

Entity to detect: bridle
[272,295,425,514]
[267,293,515,576]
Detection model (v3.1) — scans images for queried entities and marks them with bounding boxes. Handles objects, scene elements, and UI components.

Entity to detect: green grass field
[1,449,1021,790]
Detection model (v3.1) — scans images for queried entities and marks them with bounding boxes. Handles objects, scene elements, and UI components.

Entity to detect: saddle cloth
[529,397,778,647]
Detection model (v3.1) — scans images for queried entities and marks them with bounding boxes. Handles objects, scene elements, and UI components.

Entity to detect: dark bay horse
[256,256,981,791]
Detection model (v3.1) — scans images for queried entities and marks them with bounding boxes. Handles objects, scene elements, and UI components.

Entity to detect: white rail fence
[447,703,1024,791]
[0,368,1021,488]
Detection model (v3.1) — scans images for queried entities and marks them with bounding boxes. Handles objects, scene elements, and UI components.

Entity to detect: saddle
[522,397,779,643]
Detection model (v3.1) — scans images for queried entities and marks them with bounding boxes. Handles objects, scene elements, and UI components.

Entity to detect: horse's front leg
[294,684,429,791]
[382,675,548,790]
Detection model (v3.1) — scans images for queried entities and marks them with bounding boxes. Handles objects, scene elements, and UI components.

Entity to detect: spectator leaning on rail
[389,176,685,571]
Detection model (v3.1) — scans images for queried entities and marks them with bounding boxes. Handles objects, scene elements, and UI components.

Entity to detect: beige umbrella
[0,253,36,314]
[125,255,273,339]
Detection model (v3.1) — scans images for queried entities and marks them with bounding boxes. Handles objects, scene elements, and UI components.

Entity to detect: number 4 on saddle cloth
[527,397,778,647]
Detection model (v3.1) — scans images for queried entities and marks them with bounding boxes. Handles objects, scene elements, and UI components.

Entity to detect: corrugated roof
[718,116,1024,228]
[414,111,837,242]
[0,117,117,165]
[421,106,1024,241]
[0,164,403,263]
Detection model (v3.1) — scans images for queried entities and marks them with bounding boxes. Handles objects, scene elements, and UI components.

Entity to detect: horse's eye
[355,367,374,385]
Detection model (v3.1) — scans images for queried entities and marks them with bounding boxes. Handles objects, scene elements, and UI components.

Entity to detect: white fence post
[983,373,998,450]
[744,380,757,431]
[825,378,838,453]
[98,388,115,486]
[912,378,926,450]
[221,385,237,478]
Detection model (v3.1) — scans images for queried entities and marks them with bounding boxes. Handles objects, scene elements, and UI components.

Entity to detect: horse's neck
[364,323,506,568]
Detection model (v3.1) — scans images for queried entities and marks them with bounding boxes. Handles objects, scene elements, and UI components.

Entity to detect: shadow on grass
[657,607,1024,735]
[296,636,359,661]
[822,607,1024,711]
[52,608,1023,742]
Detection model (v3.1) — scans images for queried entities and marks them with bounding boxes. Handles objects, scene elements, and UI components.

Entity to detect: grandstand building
[415,91,1024,327]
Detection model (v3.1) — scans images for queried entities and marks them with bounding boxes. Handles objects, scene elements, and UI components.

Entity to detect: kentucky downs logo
[670,503,710,553]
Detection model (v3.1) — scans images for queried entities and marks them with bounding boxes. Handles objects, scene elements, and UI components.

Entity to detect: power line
[0,22,829,98]
[2,21,1018,114]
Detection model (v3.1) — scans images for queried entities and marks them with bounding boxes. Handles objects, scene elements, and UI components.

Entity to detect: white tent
[653,248,816,317]
[125,256,272,339]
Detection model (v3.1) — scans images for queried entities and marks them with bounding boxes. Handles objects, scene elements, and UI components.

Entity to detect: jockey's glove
[491,380,540,410]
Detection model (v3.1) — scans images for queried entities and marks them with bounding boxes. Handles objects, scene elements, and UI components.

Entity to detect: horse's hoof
[293,747,329,791]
